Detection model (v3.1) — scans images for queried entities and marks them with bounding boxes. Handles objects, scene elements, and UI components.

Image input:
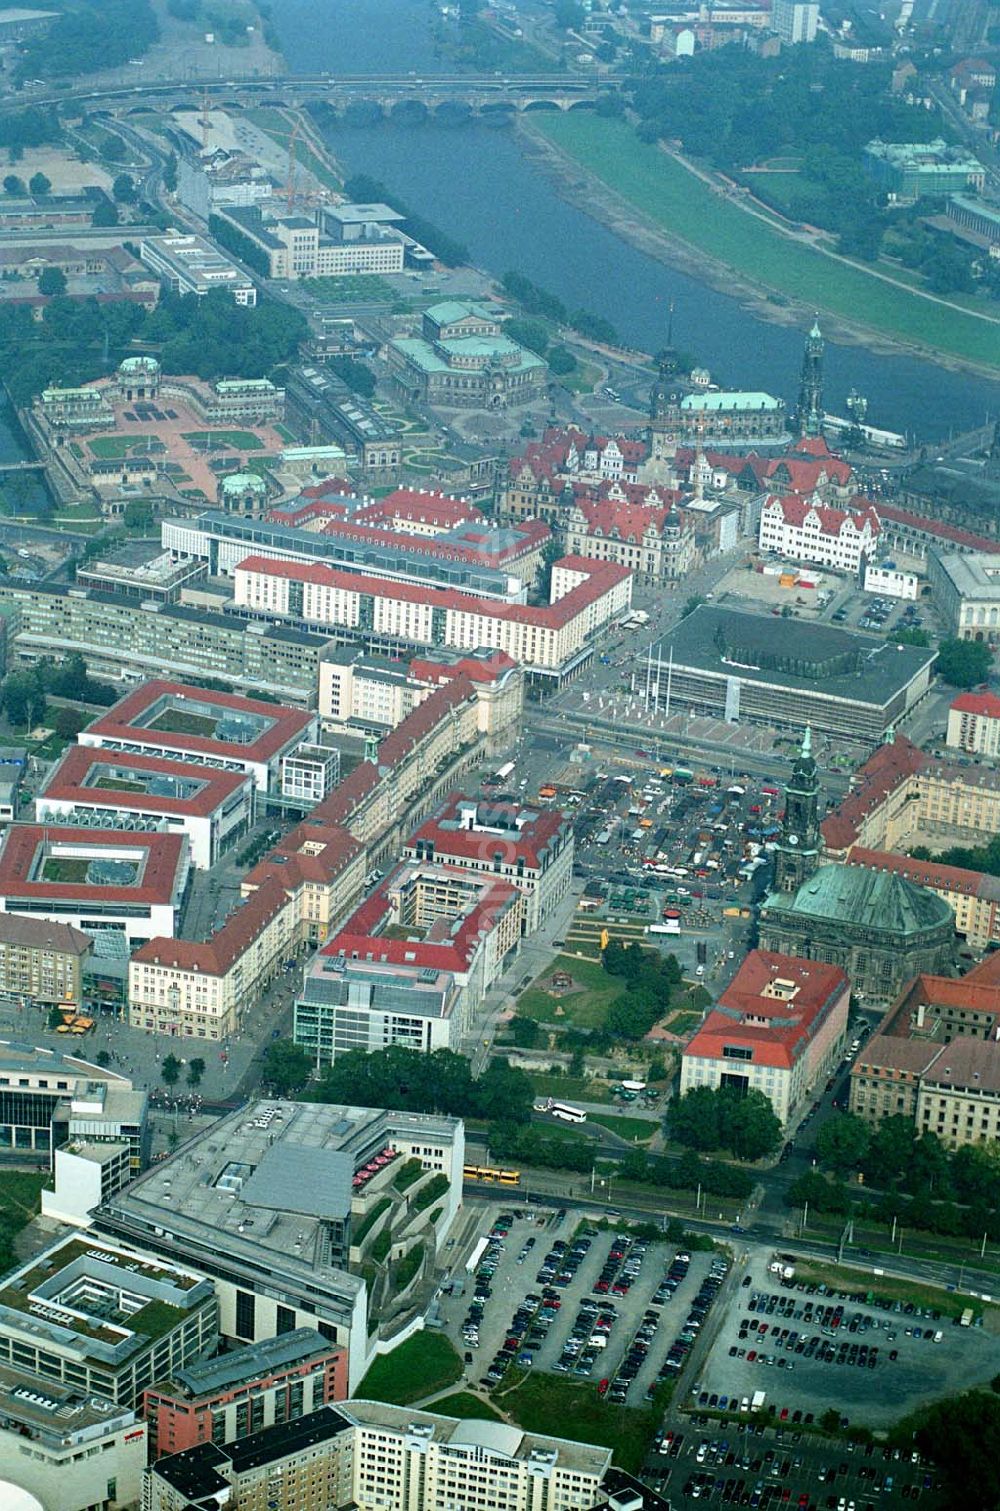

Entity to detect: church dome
[765,863,954,940]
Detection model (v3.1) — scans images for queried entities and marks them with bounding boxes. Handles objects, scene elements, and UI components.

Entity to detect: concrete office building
[79,680,316,795]
[0,1042,147,1165]
[652,606,935,743]
[36,746,255,870]
[0,578,330,702]
[96,1099,465,1391]
[0,1365,147,1511]
[0,826,190,947]
[0,1234,217,1408]
[680,951,849,1123]
[281,743,341,806]
[143,1328,347,1460]
[139,233,257,305]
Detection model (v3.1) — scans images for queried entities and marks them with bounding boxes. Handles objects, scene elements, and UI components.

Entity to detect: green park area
[356,1332,463,1405]
[527,1071,614,1105]
[303,275,397,303]
[516,953,627,1030]
[41,857,92,883]
[432,1391,504,1422]
[87,435,157,458]
[533,114,1000,371]
[182,430,266,451]
[0,1171,45,1273]
[493,1371,662,1472]
[148,708,219,737]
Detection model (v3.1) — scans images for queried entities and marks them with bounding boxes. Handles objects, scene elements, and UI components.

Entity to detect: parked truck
[751,1390,767,1412]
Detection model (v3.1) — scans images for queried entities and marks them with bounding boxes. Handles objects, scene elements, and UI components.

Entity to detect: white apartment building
[281,743,341,805]
[233,554,632,681]
[758,495,881,574]
[772,0,819,42]
[947,690,1000,758]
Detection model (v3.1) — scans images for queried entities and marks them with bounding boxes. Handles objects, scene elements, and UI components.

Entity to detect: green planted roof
[763,863,954,938]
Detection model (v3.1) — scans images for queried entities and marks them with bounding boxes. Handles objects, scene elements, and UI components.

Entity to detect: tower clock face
[788,835,799,846]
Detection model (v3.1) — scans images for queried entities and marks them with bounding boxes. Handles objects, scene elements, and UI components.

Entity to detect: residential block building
[0,578,330,701]
[142,1328,347,1460]
[232,553,632,686]
[404,793,574,933]
[0,911,90,1008]
[680,951,849,1123]
[850,970,1000,1146]
[946,690,1000,756]
[144,1399,623,1511]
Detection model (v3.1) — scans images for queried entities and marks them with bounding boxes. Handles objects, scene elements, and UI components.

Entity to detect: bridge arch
[521,98,562,111]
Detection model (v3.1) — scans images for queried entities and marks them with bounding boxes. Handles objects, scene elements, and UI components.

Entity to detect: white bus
[547,1100,587,1124]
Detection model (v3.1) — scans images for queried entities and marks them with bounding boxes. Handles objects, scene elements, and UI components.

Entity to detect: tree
[163,153,178,193]
[53,705,88,739]
[936,637,992,689]
[2,668,46,728]
[112,173,138,203]
[187,1056,205,1087]
[913,1391,1000,1510]
[2,174,24,195]
[262,1040,312,1095]
[547,344,576,376]
[37,266,66,298]
[510,1015,540,1048]
[537,535,562,601]
[669,1084,780,1160]
[554,0,585,30]
[891,626,929,647]
[863,1114,917,1187]
[96,1050,111,1067]
[161,1053,181,1087]
[327,355,376,399]
[124,498,155,530]
[504,318,549,357]
[28,171,50,196]
[92,199,120,228]
[815,1112,871,1175]
[682,594,705,618]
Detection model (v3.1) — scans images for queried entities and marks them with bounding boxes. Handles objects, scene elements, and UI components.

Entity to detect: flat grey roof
[663,606,936,709]
[325,202,404,224]
[933,550,1000,601]
[242,1142,353,1220]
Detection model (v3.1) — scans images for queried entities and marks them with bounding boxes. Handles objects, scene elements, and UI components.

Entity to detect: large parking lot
[695,1252,997,1428]
[442,1208,730,1406]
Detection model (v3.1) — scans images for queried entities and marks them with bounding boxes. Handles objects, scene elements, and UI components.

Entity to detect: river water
[269,0,1000,441]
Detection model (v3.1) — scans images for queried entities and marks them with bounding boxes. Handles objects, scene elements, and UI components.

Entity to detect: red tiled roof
[845,845,1000,901]
[132,876,289,976]
[820,734,927,851]
[407,650,517,686]
[876,501,1000,555]
[950,691,1000,719]
[683,949,848,1070]
[321,863,521,975]
[575,496,678,541]
[243,820,363,894]
[405,792,570,871]
[359,488,481,529]
[790,435,835,458]
[83,680,312,765]
[893,971,1000,1019]
[41,746,250,819]
[762,494,879,538]
[0,825,187,906]
[235,554,631,633]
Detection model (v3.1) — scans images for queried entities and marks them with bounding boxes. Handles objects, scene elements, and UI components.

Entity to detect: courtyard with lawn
[515,954,628,1031]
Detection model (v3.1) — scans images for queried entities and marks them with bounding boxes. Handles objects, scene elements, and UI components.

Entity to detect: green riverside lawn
[532,114,1000,372]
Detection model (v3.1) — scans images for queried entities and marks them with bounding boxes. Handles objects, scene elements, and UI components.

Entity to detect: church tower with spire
[773,727,821,893]
[797,319,825,438]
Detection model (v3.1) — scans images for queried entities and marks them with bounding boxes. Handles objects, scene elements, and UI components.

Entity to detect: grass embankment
[0,1171,46,1272]
[356,1332,464,1405]
[493,1370,665,1472]
[789,1257,998,1321]
[531,114,1000,371]
[432,1391,504,1422]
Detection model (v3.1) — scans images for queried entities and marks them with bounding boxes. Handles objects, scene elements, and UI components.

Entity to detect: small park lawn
[516,953,626,1030]
[493,1371,659,1472]
[356,1333,463,1405]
